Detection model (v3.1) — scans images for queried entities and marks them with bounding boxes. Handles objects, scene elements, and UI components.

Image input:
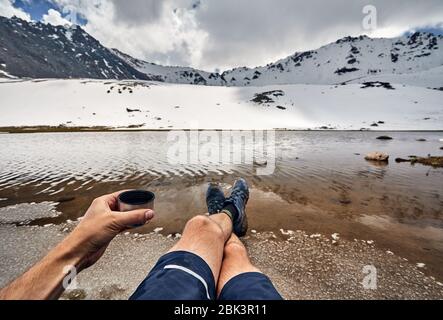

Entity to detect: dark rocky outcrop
[251,90,285,104]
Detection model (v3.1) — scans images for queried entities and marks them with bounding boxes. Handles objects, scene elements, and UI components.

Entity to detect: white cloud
[0,0,31,21]
[50,0,208,67]
[48,0,443,71]
[42,9,71,26]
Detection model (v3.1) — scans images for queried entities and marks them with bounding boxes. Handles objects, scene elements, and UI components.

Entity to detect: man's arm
[0,232,87,300]
[0,191,155,300]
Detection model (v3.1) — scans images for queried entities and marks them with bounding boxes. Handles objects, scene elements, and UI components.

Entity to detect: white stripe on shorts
[164,264,211,300]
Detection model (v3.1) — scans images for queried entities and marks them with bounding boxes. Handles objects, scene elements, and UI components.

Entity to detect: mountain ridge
[1,15,443,87]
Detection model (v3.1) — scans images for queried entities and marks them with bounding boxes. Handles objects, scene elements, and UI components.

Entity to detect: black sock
[222,203,238,221]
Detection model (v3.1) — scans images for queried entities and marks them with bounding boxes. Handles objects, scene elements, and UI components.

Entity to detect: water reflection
[0,131,442,228]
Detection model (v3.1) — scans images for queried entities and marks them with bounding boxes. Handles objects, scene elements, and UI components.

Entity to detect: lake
[0,131,442,277]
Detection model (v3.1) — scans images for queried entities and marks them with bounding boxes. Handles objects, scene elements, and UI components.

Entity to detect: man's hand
[70,190,155,269]
[0,191,155,300]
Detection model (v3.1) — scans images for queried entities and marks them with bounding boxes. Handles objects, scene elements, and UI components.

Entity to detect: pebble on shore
[331,233,340,241]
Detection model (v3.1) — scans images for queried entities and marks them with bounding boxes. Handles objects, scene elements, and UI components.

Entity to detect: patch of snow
[65,28,73,41]
[416,263,426,268]
[103,59,111,69]
[0,69,17,79]
[154,227,164,233]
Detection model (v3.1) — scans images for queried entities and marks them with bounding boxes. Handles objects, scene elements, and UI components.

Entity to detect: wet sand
[1,178,442,282]
[0,222,442,300]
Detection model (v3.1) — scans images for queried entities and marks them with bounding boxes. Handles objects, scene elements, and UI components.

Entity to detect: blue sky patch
[13,0,87,25]
[413,26,443,36]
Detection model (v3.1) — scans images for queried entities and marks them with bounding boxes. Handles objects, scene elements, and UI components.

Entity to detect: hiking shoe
[206,183,226,214]
[223,178,249,237]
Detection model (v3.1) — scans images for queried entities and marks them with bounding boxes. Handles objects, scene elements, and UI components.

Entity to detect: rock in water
[365,152,389,162]
[376,136,393,140]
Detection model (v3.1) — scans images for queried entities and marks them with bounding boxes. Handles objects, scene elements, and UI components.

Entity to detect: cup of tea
[118,190,155,212]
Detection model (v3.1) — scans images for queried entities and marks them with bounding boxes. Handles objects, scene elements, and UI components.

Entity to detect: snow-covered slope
[0,79,441,130]
[112,49,225,86]
[346,65,443,89]
[221,34,443,87]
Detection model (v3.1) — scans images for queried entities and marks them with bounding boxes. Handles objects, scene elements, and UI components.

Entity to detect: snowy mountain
[0,16,151,80]
[114,33,443,88]
[1,16,443,88]
[220,34,443,86]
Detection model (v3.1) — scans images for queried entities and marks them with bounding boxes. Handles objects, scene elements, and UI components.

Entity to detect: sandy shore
[1,221,442,300]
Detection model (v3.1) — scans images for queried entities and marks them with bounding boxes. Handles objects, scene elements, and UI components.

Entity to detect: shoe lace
[231,189,247,202]
[208,199,223,208]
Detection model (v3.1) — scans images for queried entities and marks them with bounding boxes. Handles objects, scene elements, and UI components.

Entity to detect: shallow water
[0,131,443,277]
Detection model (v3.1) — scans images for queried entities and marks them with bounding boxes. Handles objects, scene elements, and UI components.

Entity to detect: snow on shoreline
[0,79,442,130]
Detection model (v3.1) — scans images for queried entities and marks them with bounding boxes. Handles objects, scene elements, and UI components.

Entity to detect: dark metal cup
[118,190,155,212]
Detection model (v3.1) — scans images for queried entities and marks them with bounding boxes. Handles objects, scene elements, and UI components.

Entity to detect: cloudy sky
[1,0,443,71]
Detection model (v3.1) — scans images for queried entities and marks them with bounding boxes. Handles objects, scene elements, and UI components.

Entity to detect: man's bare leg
[216,234,261,297]
[168,213,233,281]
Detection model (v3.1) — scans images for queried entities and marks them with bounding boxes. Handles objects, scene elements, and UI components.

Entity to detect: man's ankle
[221,209,233,222]
[221,203,238,222]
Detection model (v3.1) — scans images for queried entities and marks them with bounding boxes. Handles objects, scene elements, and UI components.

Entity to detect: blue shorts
[129,251,283,300]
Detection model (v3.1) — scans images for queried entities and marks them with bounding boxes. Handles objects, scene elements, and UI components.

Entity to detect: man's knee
[224,240,248,257]
[185,215,225,240]
[222,241,261,273]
